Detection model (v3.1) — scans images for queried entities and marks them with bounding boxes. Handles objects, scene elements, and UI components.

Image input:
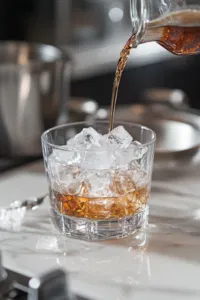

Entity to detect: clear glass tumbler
[41,121,156,241]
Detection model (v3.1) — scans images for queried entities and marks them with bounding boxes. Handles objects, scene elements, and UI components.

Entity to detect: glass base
[51,205,149,241]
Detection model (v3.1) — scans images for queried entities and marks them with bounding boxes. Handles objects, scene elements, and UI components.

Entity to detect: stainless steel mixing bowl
[0,41,71,157]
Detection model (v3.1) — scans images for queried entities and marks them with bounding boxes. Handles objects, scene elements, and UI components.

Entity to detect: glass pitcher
[130,0,200,55]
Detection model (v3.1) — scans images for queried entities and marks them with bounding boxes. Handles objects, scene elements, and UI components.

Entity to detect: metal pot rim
[0,41,72,67]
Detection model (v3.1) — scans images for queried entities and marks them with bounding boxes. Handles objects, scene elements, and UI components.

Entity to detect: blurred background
[1,0,200,171]
[1,0,200,107]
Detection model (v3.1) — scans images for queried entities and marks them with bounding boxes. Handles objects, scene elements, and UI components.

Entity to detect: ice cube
[129,160,141,170]
[111,170,136,196]
[128,161,148,187]
[0,207,26,232]
[131,141,148,159]
[112,148,132,168]
[112,141,147,167]
[104,126,133,149]
[50,148,81,165]
[36,236,59,253]
[67,127,103,150]
[84,170,113,197]
[53,165,85,195]
[81,149,113,170]
[47,148,81,187]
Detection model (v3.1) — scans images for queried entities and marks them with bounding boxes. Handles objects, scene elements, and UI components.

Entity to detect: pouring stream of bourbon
[109,34,136,131]
[109,9,200,131]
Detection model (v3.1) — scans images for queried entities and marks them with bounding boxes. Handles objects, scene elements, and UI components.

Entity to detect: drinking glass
[41,121,156,241]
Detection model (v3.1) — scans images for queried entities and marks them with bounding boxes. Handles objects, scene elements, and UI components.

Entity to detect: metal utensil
[8,194,48,211]
[0,41,71,157]
[0,194,47,231]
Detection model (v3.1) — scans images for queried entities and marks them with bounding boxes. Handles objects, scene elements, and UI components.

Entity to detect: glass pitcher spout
[130,0,200,55]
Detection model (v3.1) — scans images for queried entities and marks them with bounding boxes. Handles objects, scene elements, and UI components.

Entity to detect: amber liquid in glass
[53,180,149,220]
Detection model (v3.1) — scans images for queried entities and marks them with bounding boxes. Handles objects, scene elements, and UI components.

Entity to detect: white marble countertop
[0,157,200,299]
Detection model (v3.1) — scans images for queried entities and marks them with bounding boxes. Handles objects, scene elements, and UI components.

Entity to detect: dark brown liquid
[159,26,200,55]
[146,10,200,55]
[109,34,136,131]
[109,10,200,130]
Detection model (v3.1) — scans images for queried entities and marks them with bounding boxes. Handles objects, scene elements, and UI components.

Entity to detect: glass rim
[41,120,156,152]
